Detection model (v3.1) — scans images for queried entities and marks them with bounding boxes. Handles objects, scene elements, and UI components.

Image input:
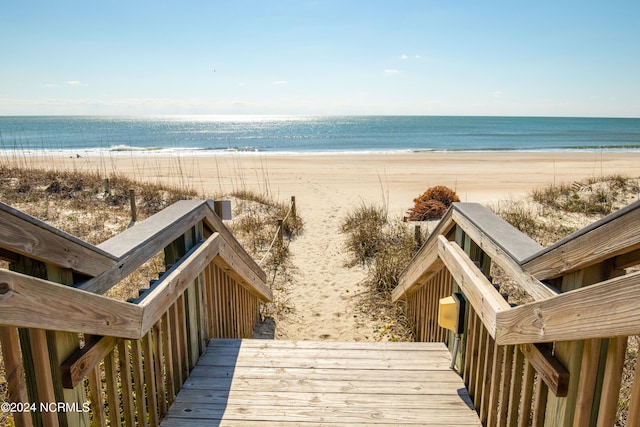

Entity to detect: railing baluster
[518,361,536,427]
[0,326,32,427]
[103,350,120,427]
[161,311,175,406]
[117,340,136,426]
[497,344,515,427]
[627,338,640,426]
[142,332,159,427]
[487,341,503,427]
[130,339,148,427]
[596,335,628,426]
[152,322,167,418]
[88,365,106,427]
[507,346,525,427]
[532,377,548,427]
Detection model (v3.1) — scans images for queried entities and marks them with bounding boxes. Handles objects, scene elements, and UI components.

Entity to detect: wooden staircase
[161,339,481,426]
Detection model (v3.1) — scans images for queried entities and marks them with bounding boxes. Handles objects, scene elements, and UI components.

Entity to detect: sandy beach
[7,151,640,341]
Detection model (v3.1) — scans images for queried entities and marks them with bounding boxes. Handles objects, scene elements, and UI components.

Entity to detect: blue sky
[1,1,639,117]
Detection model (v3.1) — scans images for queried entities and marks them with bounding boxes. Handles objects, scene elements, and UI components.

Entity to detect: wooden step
[161,339,481,426]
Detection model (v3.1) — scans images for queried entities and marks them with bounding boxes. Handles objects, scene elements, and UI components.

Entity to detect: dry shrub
[407,185,460,221]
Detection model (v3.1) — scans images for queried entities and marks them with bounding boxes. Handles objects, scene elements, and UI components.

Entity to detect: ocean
[0,115,639,155]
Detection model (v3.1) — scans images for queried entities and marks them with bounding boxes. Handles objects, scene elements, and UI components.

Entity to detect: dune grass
[339,202,421,341]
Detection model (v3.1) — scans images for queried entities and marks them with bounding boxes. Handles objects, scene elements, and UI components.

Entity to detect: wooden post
[103,178,110,194]
[414,225,422,250]
[291,196,296,220]
[277,219,284,257]
[129,189,137,222]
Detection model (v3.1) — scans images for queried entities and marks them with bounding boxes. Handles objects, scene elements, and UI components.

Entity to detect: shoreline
[3,147,640,158]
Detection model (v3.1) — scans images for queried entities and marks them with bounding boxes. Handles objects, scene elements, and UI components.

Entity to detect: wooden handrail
[522,199,640,280]
[0,201,117,276]
[496,270,640,344]
[0,269,143,338]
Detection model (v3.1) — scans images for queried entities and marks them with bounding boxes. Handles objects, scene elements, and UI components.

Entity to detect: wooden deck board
[161,339,481,426]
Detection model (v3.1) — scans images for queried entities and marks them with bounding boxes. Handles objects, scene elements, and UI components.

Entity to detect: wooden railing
[0,200,272,427]
[394,200,640,426]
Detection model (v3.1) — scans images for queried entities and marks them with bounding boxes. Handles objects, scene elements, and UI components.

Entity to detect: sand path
[274,179,376,341]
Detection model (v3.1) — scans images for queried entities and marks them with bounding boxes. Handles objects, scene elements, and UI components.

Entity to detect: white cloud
[493,91,504,98]
[67,80,86,86]
[400,54,409,60]
[384,69,400,76]
[272,80,288,85]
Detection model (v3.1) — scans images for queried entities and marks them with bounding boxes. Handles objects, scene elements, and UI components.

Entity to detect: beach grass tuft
[340,202,418,340]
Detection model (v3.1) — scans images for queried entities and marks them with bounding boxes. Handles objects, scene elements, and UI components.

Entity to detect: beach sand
[10,151,640,340]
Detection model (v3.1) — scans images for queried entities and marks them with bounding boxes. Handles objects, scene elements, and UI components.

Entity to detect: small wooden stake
[291,196,296,220]
[129,189,137,222]
[277,219,284,257]
[414,225,422,250]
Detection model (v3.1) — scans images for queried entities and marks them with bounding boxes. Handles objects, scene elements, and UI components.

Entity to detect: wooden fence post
[277,219,284,258]
[129,189,137,222]
[291,196,296,220]
[414,225,422,250]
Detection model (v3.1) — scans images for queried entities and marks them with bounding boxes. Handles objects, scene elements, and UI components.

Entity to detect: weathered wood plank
[163,402,481,425]
[437,236,510,338]
[522,199,640,280]
[520,343,569,397]
[208,338,446,351]
[187,366,464,382]
[495,270,640,344]
[61,335,119,389]
[170,388,474,408]
[0,201,116,276]
[0,269,143,338]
